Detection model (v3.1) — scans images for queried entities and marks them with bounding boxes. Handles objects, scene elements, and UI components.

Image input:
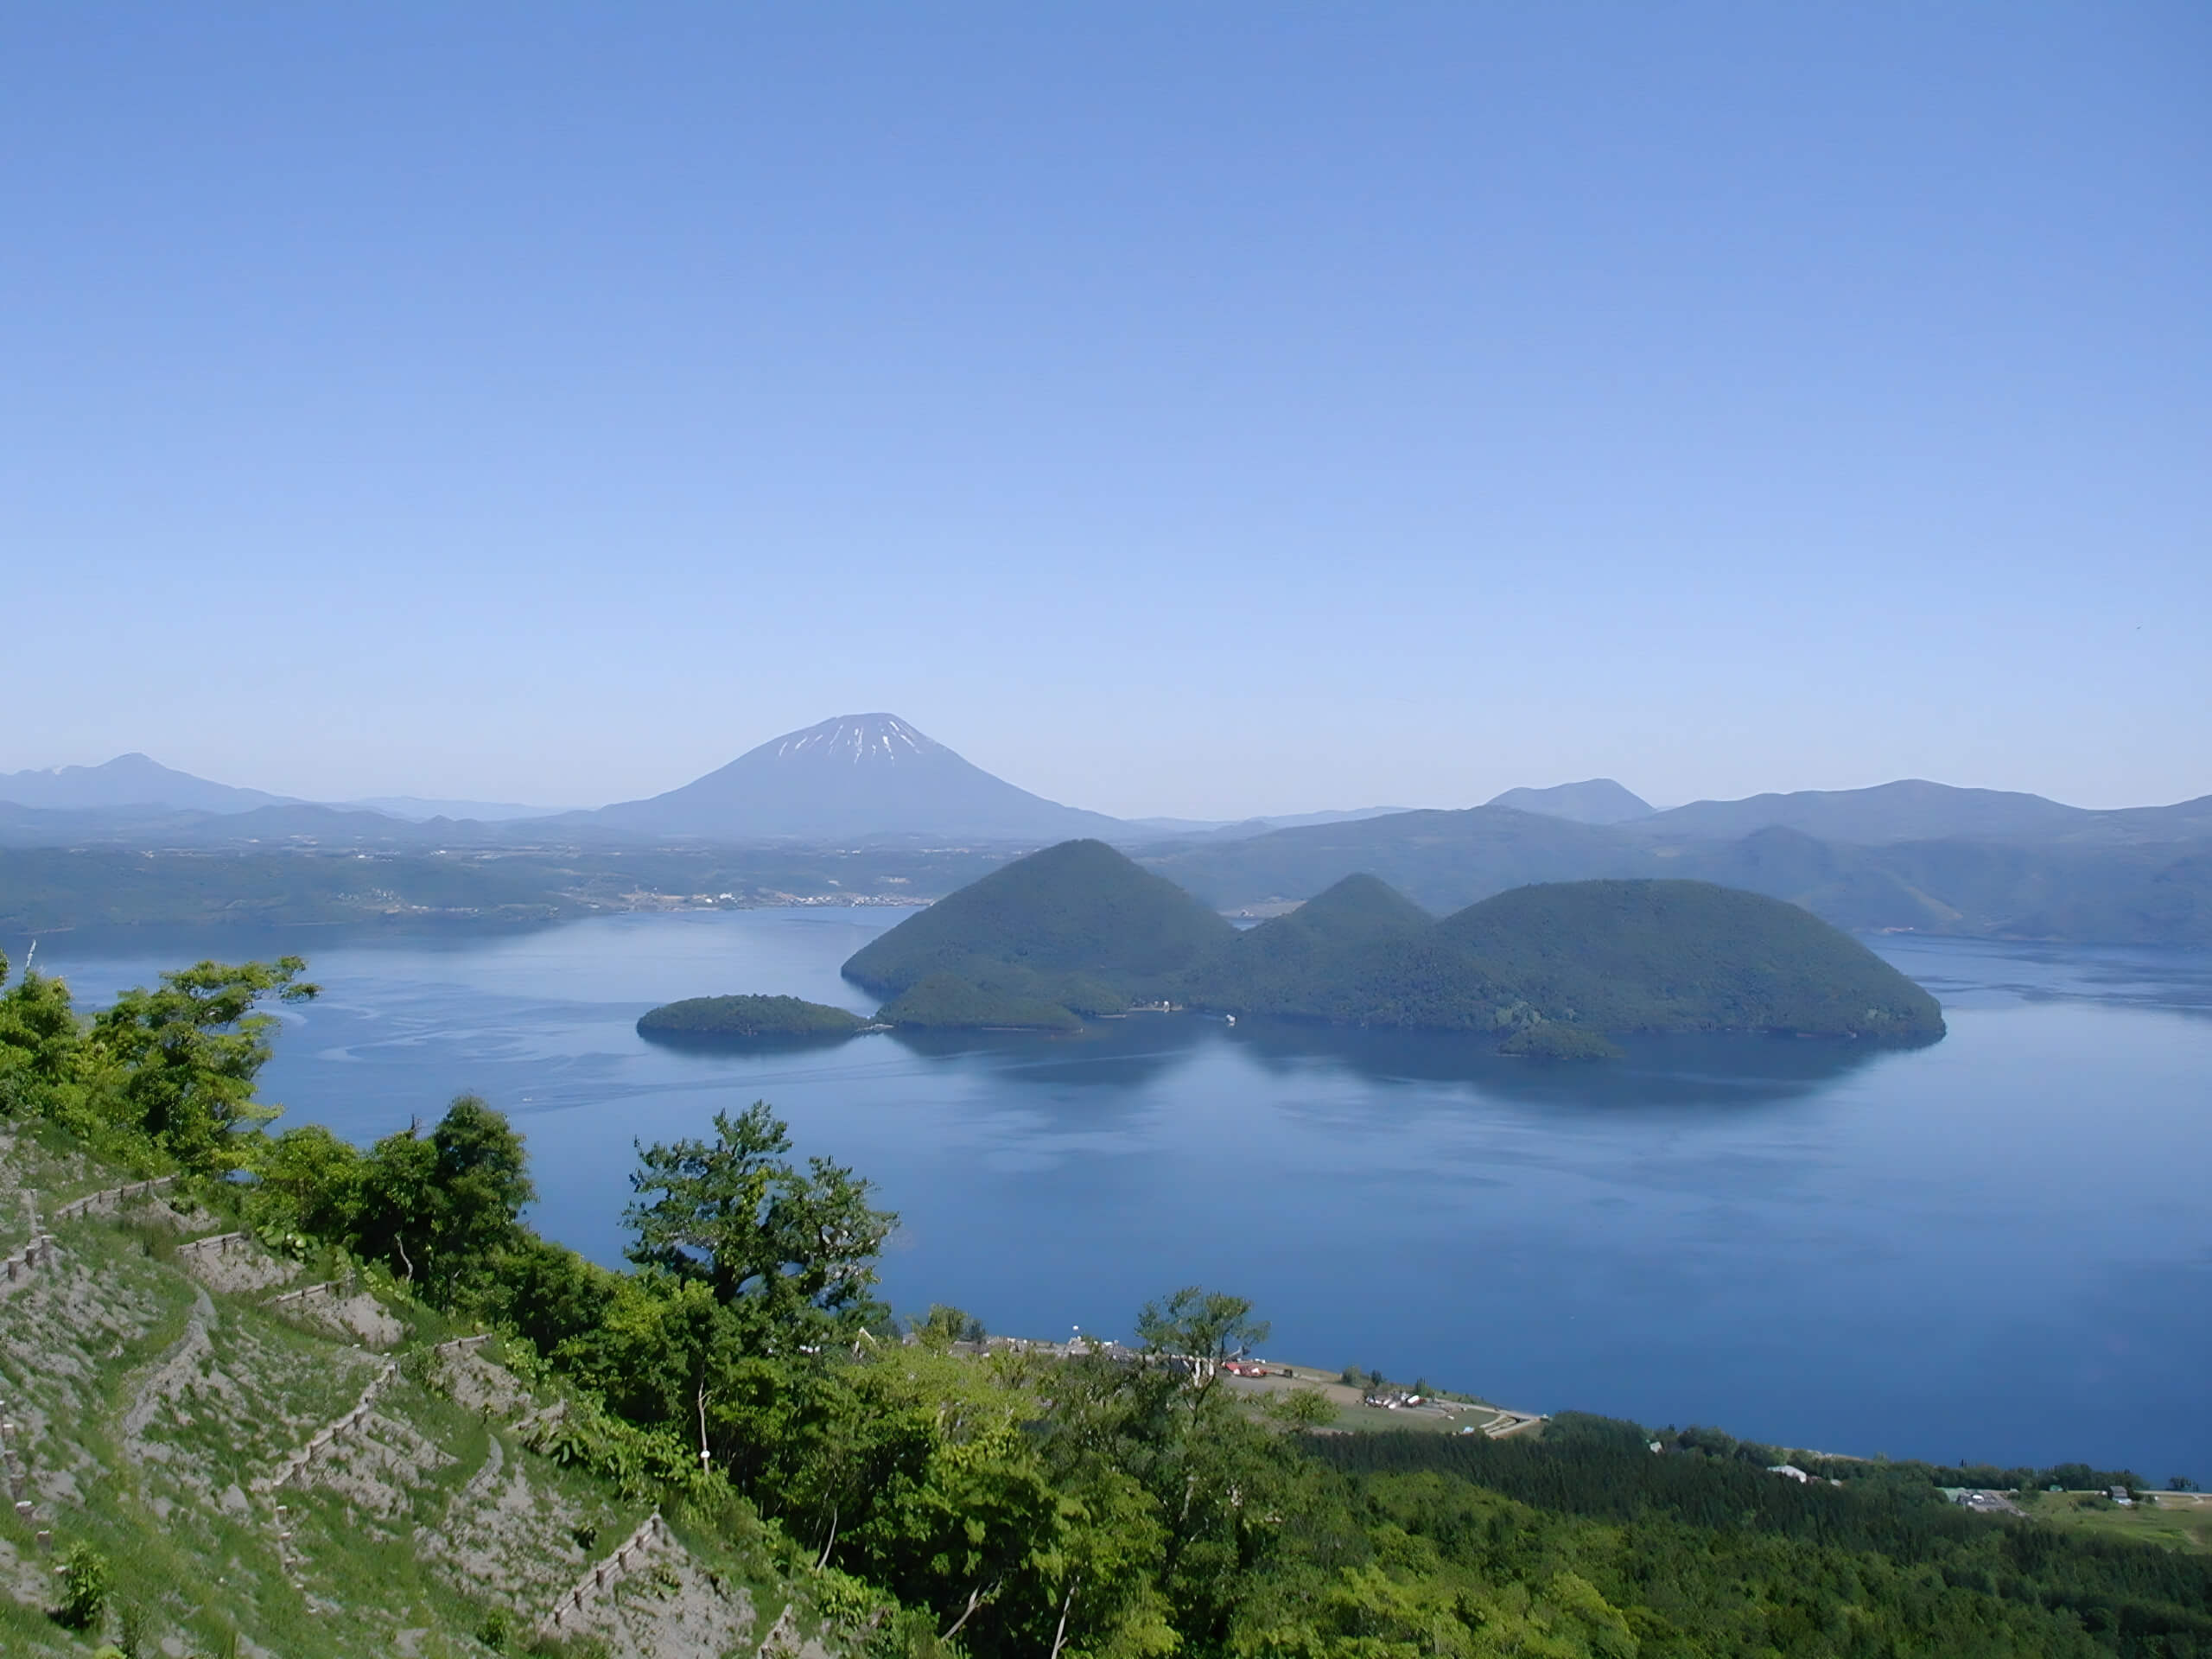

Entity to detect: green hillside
[1435,878,1946,1040]
[842,851,1943,1045]
[842,839,1236,1022]
[1182,874,1942,1046]
[636,993,867,1041]
[1182,874,1440,1020]
[0,1141,861,1659]
[875,971,1085,1032]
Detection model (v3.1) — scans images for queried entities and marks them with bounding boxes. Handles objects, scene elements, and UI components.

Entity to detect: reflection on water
[28,911,2212,1480]
[1228,1019,1899,1109]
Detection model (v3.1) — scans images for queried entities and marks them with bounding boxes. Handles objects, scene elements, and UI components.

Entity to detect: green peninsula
[636,993,868,1042]
[840,842,1946,1050]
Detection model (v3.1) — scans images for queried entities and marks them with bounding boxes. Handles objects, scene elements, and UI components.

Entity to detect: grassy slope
[0,1127,841,1659]
[2015,1490,2212,1556]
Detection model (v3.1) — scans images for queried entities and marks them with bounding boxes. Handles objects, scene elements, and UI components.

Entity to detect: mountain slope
[1184,874,1437,1019]
[1485,779,1654,824]
[864,855,1945,1044]
[1145,804,1644,912]
[586,714,1125,842]
[1634,780,2093,844]
[0,753,297,815]
[842,838,1236,1016]
[0,1136,836,1659]
[1433,879,1945,1039]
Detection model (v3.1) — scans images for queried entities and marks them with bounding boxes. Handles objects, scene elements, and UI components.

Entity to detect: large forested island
[840,840,1945,1050]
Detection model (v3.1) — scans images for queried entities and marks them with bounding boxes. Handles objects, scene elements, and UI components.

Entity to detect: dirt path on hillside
[121,1286,226,1453]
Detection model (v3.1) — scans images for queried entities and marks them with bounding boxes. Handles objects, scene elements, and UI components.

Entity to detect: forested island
[636,993,870,1043]
[836,840,1945,1052]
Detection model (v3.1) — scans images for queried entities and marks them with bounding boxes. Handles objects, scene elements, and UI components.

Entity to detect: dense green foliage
[843,840,1237,1024]
[638,993,868,1040]
[1497,1022,1625,1059]
[1433,879,1945,1039]
[1181,874,1435,1018]
[1317,1428,2212,1655]
[0,946,318,1170]
[10,947,2200,1658]
[865,856,1946,1046]
[1186,877,1942,1044]
[876,971,1087,1031]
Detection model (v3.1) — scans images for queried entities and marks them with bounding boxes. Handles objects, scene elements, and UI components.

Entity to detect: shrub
[56,1541,110,1630]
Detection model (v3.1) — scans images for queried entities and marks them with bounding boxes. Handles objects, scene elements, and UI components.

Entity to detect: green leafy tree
[348,1095,534,1286]
[0,948,86,1103]
[624,1101,895,1350]
[88,957,318,1168]
[349,1122,440,1281]
[1265,1388,1338,1431]
[1034,1288,1298,1649]
[1135,1285,1270,1405]
[915,1304,985,1345]
[429,1094,535,1267]
[243,1123,365,1246]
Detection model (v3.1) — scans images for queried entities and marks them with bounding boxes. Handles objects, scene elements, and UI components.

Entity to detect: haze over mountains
[3,714,2208,944]
[0,753,300,815]
[1484,779,1655,824]
[10,714,2204,849]
[577,713,1122,842]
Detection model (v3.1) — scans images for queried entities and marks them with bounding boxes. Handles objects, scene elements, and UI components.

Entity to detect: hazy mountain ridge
[3,731,2203,943]
[7,733,2201,854]
[1142,803,2212,945]
[1632,779,2212,846]
[1484,779,1654,824]
[0,753,299,814]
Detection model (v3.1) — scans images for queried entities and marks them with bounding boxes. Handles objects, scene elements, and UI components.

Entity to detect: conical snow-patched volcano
[590,714,1124,842]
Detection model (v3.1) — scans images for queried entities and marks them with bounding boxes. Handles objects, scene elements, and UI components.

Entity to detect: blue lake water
[29,912,2212,1480]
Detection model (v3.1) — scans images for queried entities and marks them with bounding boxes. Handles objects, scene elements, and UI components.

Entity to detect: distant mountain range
[11,727,2202,851]
[341,795,563,823]
[2,722,2206,944]
[0,753,299,815]
[1626,779,2212,846]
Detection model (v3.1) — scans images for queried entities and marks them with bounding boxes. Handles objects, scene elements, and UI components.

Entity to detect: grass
[1222,1363,1535,1437]
[2014,1490,2212,1555]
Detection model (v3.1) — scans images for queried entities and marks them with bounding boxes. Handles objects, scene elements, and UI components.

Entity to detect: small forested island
[635,992,868,1042]
[837,840,1946,1053]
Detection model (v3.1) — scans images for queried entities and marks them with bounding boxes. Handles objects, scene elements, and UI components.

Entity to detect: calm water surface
[31,913,2211,1479]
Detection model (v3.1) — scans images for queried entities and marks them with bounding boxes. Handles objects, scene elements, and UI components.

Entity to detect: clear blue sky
[6,4,2205,817]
